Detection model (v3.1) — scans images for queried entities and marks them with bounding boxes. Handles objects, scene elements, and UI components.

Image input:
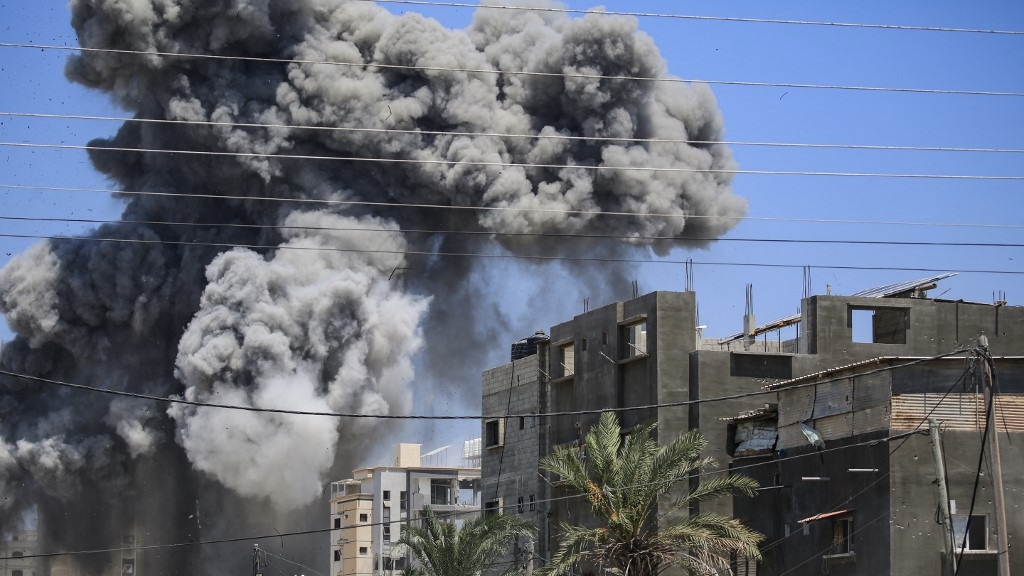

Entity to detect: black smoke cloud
[0,0,745,573]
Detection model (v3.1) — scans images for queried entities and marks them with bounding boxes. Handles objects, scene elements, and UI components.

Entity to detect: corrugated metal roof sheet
[852,371,891,411]
[815,413,853,441]
[850,272,957,298]
[891,394,1024,431]
[853,405,890,435]
[778,387,815,426]
[813,379,853,419]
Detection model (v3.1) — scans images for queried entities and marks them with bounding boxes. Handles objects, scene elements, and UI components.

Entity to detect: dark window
[484,499,501,518]
[400,491,408,511]
[602,331,608,345]
[581,337,588,351]
[485,419,503,448]
[334,517,341,529]
[517,496,525,514]
[430,479,452,505]
[13,571,23,576]
[12,551,24,558]
[359,547,368,555]
[729,353,793,380]
[334,550,341,562]
[359,513,368,523]
[383,525,391,541]
[519,416,525,430]
[833,516,853,554]
[383,490,390,500]
[529,495,536,511]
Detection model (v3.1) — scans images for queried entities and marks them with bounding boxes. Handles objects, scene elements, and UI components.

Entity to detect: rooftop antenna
[685,258,695,292]
[744,284,755,351]
[631,279,639,299]
[802,265,812,300]
[583,297,589,313]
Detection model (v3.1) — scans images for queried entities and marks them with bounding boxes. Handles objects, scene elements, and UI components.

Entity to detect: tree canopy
[397,506,536,576]
[539,411,763,576]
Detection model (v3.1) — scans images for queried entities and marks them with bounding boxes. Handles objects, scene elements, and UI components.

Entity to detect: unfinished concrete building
[480,274,1024,573]
[729,354,1024,576]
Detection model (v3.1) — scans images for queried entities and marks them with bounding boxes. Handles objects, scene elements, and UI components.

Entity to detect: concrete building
[728,355,1024,576]
[0,530,40,576]
[328,444,482,576]
[480,274,1024,572]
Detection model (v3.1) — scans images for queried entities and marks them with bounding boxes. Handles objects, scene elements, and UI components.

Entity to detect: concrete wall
[481,352,546,561]
[805,297,1024,358]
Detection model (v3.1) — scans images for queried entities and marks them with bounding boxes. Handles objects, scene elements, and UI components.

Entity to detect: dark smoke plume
[0,0,745,573]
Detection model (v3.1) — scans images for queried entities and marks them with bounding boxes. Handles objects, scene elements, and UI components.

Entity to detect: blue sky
[1,1,1021,351]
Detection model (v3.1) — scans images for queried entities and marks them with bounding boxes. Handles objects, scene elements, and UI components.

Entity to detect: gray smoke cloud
[0,0,745,573]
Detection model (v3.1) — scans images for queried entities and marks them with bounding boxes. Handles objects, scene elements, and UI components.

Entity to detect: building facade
[480,275,1024,573]
[730,355,1024,576]
[0,530,40,576]
[328,444,482,576]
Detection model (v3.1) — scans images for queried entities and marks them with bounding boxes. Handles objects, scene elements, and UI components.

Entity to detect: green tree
[396,506,536,576]
[539,412,763,576]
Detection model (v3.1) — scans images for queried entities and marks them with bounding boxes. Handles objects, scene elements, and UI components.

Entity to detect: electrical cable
[775,510,890,576]
[3,184,1023,230]
[0,427,929,563]
[5,111,1024,155]
[2,42,1024,98]
[1,232,1021,276]
[261,548,328,576]
[5,140,1024,180]
[363,0,1024,36]
[0,350,974,421]
[4,215,1024,249]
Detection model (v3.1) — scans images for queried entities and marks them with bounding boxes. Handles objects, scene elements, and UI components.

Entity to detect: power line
[3,215,1024,249]
[3,184,1023,230]
[0,350,973,421]
[0,427,930,563]
[5,112,1024,155]
[4,141,1024,180]
[2,42,1023,98]
[364,0,1024,37]
[1,232,1021,275]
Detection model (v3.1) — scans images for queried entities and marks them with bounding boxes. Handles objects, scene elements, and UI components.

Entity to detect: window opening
[849,306,908,344]
[359,513,368,523]
[485,419,504,448]
[952,515,988,551]
[383,490,390,500]
[833,516,853,554]
[623,322,648,359]
[558,343,575,377]
[430,479,452,505]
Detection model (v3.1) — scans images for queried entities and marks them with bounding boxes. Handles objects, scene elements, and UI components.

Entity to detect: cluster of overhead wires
[0,1,1021,574]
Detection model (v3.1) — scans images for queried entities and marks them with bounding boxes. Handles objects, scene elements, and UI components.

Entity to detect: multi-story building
[328,444,482,576]
[0,530,40,576]
[728,354,1024,576]
[480,274,1024,572]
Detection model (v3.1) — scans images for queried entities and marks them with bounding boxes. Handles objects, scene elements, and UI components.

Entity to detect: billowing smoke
[0,0,745,573]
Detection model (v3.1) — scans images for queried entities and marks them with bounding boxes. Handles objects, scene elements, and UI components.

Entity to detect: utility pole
[930,418,956,576]
[252,544,263,576]
[979,336,1010,576]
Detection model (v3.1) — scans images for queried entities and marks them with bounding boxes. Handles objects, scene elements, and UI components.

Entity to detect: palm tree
[538,411,763,576]
[396,506,536,576]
